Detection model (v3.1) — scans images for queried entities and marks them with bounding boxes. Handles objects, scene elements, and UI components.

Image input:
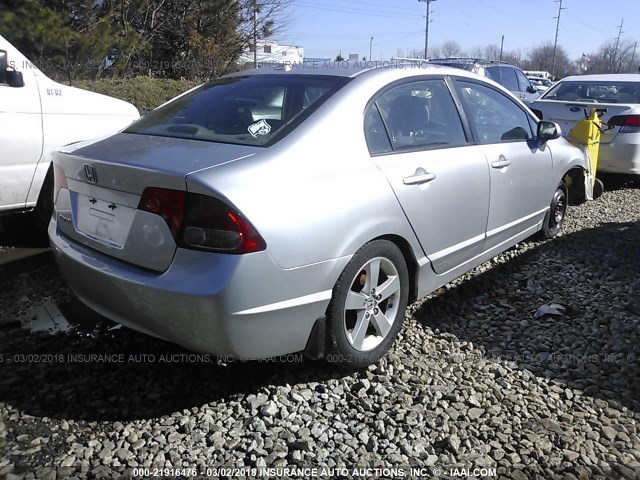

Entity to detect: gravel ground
[0,177,639,479]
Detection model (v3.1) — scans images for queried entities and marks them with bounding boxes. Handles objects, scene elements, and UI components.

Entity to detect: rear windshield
[125,74,350,146]
[542,80,640,104]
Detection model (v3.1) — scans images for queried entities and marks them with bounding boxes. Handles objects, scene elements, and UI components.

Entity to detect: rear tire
[539,183,568,239]
[325,240,409,369]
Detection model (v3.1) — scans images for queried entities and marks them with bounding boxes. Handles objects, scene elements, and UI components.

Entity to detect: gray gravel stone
[1,183,640,478]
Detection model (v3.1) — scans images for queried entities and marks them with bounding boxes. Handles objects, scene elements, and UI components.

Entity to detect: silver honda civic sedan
[49,63,586,368]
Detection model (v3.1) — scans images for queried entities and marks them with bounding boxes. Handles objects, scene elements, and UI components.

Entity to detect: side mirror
[0,50,7,84]
[527,85,537,94]
[537,121,561,141]
[6,70,24,88]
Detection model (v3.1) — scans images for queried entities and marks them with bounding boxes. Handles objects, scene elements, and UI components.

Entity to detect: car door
[365,78,490,274]
[0,59,43,212]
[514,68,540,103]
[454,78,552,250]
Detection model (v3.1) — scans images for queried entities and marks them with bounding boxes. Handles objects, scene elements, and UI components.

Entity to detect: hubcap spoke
[371,310,392,338]
[345,291,368,310]
[365,259,381,291]
[350,311,369,350]
[377,275,400,301]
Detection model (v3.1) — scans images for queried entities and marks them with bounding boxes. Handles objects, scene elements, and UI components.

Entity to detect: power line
[418,0,437,59]
[551,0,565,78]
[295,1,415,19]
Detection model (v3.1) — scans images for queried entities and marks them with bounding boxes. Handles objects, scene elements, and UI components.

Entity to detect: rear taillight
[138,187,266,254]
[138,187,185,237]
[608,115,640,133]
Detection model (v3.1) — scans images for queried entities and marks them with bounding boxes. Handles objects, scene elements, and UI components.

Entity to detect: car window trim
[451,76,539,145]
[363,75,472,158]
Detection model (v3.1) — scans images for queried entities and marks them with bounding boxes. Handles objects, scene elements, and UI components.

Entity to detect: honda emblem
[84,164,98,184]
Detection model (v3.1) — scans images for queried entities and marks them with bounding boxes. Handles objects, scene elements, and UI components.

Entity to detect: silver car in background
[49,64,586,368]
[531,74,640,174]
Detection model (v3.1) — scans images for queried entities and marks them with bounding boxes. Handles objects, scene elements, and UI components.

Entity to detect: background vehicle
[0,35,139,227]
[528,76,553,93]
[49,63,586,368]
[428,58,540,103]
[531,74,640,174]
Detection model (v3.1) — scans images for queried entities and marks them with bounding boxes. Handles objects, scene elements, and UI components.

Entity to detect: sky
[279,0,640,61]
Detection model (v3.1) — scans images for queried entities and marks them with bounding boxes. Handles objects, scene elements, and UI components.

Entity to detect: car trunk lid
[53,133,259,272]
[534,101,637,144]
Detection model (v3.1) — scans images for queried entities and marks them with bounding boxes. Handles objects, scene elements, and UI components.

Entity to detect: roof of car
[229,60,459,79]
[560,74,640,82]
[428,57,511,66]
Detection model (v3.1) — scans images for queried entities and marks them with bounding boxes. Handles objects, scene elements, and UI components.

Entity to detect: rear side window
[543,81,640,104]
[364,104,392,154]
[500,67,519,91]
[457,80,534,144]
[125,74,349,147]
[485,66,501,83]
[368,79,467,152]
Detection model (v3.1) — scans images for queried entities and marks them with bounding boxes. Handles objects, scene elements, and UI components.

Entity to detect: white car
[0,35,139,226]
[528,76,553,93]
[531,74,640,175]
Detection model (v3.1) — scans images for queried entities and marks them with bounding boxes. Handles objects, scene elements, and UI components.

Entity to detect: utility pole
[418,0,437,59]
[551,0,565,79]
[253,0,258,68]
[613,18,624,73]
[499,35,504,61]
[370,36,374,61]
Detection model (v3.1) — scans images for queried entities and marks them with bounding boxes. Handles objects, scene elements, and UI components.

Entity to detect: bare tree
[468,45,485,59]
[484,44,501,61]
[237,0,293,67]
[524,42,572,78]
[585,39,637,74]
[440,40,463,58]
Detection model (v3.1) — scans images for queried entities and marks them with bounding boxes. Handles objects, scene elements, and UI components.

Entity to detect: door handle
[403,171,437,185]
[491,159,511,168]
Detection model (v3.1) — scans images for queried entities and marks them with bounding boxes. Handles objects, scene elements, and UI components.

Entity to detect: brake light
[608,115,640,133]
[181,193,266,254]
[138,187,266,254]
[138,187,185,237]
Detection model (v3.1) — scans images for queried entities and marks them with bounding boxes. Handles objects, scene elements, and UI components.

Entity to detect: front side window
[515,69,532,92]
[369,79,467,152]
[456,80,534,144]
[125,74,349,147]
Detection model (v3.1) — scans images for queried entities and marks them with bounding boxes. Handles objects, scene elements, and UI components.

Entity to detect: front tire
[325,240,409,369]
[540,183,568,239]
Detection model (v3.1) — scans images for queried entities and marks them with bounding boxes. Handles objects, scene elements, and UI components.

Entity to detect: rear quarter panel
[186,75,425,269]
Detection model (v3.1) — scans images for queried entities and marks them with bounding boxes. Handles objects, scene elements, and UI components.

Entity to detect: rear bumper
[49,219,350,359]
[598,141,640,175]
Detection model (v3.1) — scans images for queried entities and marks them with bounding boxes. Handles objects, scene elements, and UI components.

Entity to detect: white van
[0,35,139,226]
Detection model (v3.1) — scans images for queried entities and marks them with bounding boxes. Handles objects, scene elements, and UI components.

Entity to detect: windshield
[125,74,350,146]
[543,80,640,104]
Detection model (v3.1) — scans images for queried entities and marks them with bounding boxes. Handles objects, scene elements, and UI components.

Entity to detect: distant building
[348,53,360,61]
[240,41,304,67]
